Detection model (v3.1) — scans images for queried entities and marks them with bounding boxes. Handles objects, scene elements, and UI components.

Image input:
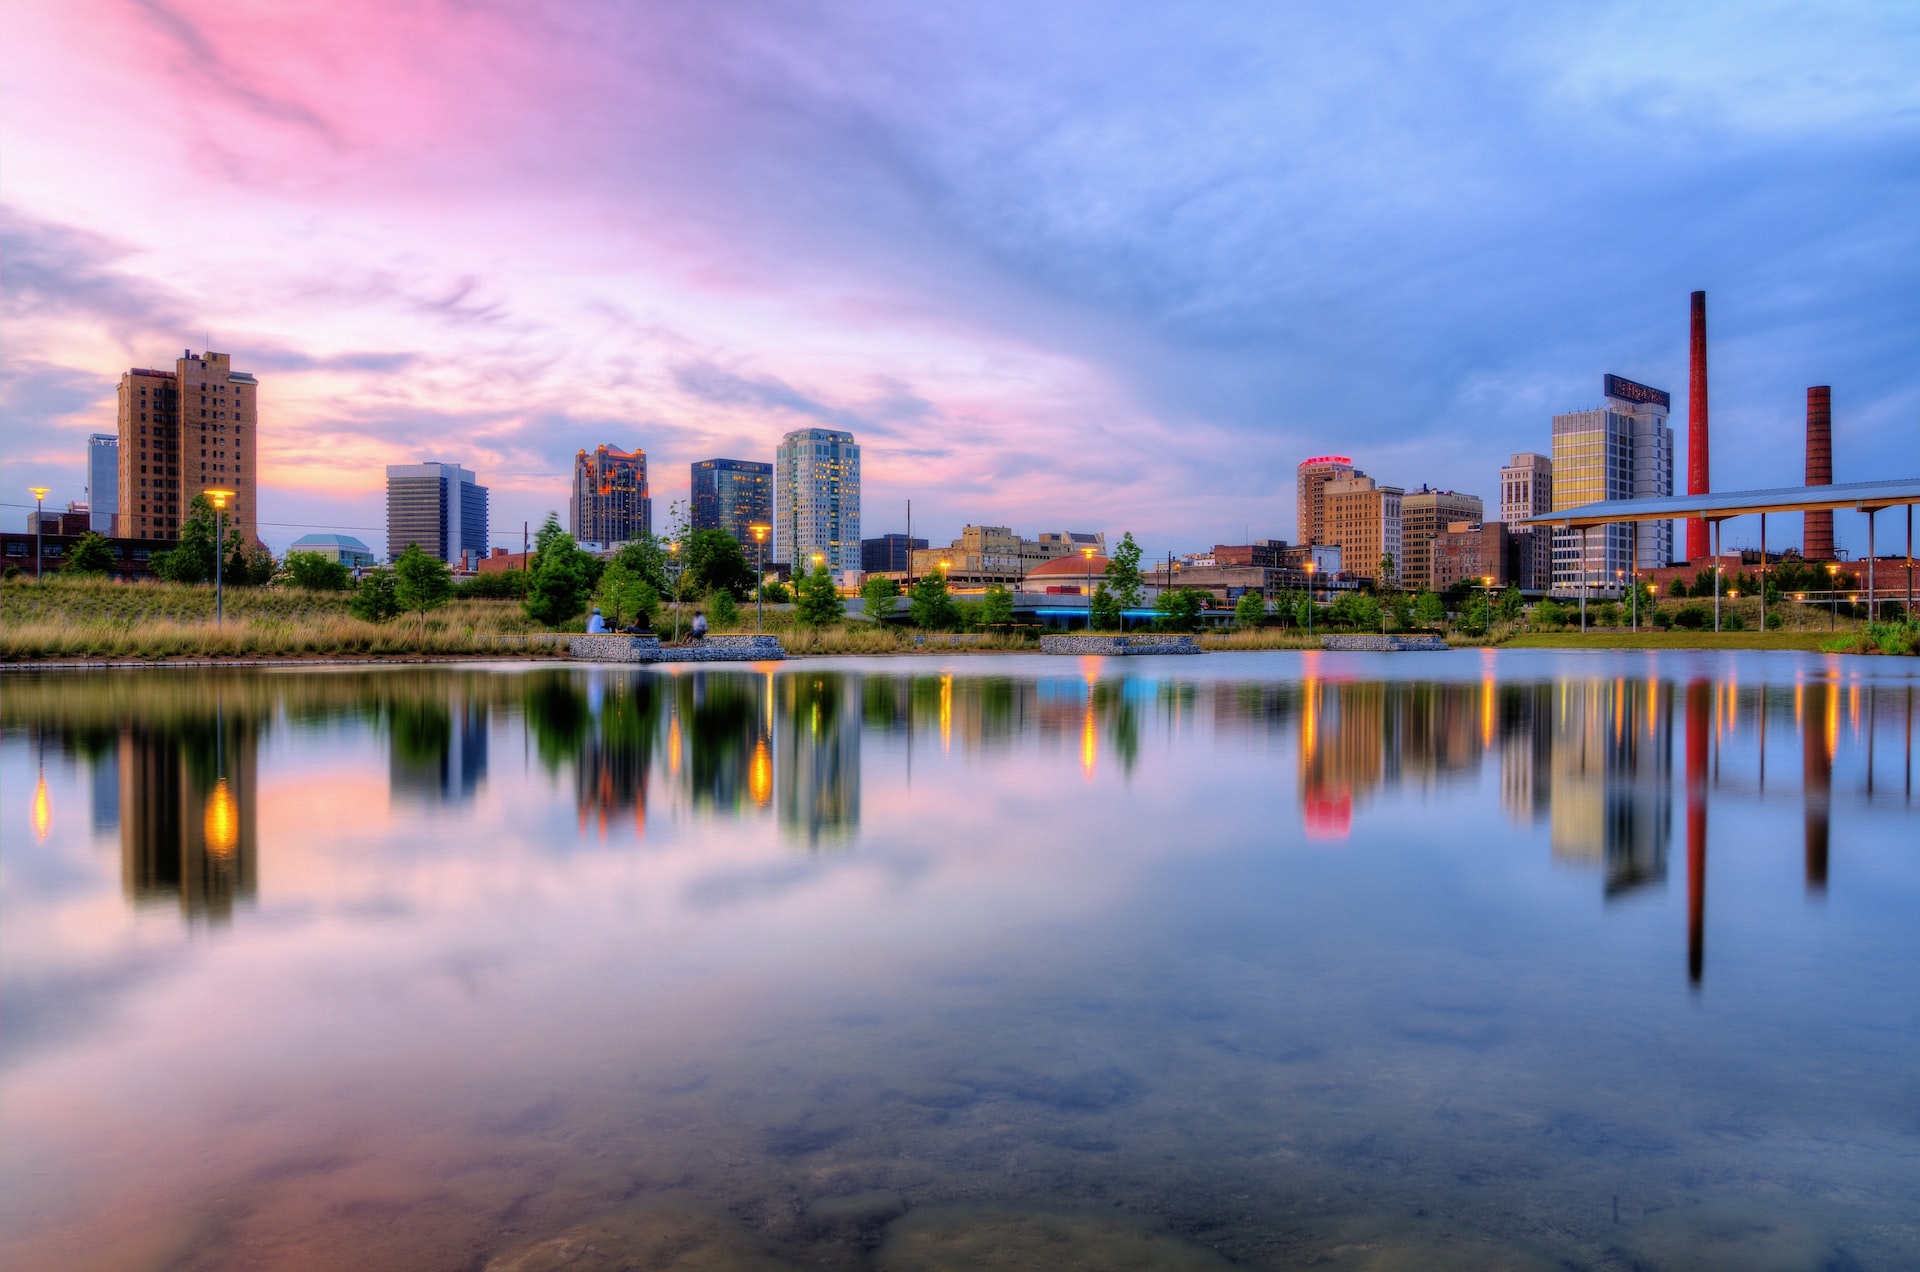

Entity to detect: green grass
[1502,630,1845,652]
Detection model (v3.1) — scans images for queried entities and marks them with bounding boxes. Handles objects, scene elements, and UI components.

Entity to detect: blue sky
[2,0,1915,558]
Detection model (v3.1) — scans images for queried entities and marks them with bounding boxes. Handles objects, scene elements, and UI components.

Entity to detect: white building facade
[1549,376,1673,598]
[774,428,860,575]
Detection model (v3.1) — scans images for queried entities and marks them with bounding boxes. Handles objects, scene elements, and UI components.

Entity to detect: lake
[2,652,1916,1270]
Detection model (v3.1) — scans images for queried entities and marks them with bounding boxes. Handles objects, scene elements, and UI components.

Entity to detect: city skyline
[3,4,1916,559]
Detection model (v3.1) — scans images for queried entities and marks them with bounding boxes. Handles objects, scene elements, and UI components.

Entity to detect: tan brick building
[117,350,259,544]
[1401,487,1484,592]
[1323,475,1403,585]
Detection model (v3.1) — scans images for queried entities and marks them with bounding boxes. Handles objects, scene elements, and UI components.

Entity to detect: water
[2,652,1915,1270]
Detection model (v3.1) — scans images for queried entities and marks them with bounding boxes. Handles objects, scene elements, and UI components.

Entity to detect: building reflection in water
[389,692,488,805]
[778,673,859,848]
[119,707,260,924]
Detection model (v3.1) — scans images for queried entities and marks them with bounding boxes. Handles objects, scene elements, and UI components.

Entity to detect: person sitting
[586,608,608,634]
[689,611,708,642]
[622,611,653,635]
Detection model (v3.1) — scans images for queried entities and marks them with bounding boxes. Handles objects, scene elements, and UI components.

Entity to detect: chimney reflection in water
[1685,679,1710,987]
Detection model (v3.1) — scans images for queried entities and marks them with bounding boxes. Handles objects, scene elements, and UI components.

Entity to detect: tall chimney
[1803,386,1834,561]
[1685,290,1710,562]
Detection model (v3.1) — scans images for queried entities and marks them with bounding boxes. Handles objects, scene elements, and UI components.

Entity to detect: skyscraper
[1296,455,1358,546]
[1322,474,1403,583]
[1501,452,1553,593]
[570,444,650,546]
[87,434,119,534]
[774,428,860,573]
[1550,375,1673,597]
[1400,488,1484,592]
[691,458,773,547]
[386,462,489,567]
[116,349,260,544]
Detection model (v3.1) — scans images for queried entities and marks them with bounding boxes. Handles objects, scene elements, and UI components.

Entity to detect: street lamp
[668,540,682,643]
[205,489,235,625]
[1827,564,1839,629]
[750,523,770,632]
[1304,559,1316,639]
[28,486,49,580]
[1079,546,1095,631]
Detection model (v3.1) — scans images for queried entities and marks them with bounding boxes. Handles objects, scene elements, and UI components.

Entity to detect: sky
[3,0,1917,560]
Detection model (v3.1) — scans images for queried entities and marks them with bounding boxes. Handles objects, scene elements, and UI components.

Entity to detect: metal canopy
[1524,478,1920,529]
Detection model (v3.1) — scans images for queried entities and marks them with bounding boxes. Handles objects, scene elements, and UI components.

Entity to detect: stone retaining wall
[1040,635,1202,656]
[1318,634,1450,652]
[568,634,786,663]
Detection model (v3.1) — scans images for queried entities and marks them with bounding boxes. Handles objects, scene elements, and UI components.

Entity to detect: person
[586,608,608,634]
[622,611,653,635]
[690,611,708,641]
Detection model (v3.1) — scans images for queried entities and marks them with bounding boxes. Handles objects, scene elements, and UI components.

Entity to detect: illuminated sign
[1299,455,1354,467]
[1604,374,1670,410]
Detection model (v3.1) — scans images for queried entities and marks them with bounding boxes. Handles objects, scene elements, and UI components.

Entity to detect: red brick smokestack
[1803,386,1834,561]
[1685,290,1710,562]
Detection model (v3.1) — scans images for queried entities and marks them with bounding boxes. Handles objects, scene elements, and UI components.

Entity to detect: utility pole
[522,521,529,598]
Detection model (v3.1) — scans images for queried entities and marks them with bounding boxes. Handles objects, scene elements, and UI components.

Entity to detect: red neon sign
[1299,455,1353,467]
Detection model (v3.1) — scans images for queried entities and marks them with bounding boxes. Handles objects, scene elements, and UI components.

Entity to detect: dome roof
[1026,553,1111,579]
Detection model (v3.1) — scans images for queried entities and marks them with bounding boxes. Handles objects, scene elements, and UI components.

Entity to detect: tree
[1233,591,1267,629]
[523,514,595,627]
[794,563,844,626]
[282,550,352,591]
[861,574,902,620]
[1328,592,1381,631]
[1088,582,1122,631]
[684,528,754,599]
[151,494,237,585]
[1458,592,1492,635]
[1155,587,1206,632]
[456,570,524,599]
[393,544,454,619]
[707,589,740,629]
[1376,552,1398,594]
[907,571,957,629]
[63,531,115,575]
[350,568,400,622]
[759,579,792,604]
[1384,589,1414,632]
[593,558,659,627]
[611,535,671,596]
[1496,585,1525,623]
[979,582,1015,628]
[1413,589,1446,628]
[1103,532,1145,608]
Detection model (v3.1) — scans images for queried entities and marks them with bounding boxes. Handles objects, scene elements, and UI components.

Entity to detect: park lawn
[1502,629,1839,652]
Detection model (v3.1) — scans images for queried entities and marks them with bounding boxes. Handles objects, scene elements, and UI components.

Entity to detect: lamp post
[669,540,682,643]
[750,523,770,632]
[1304,559,1315,639]
[29,486,49,580]
[1080,546,1095,631]
[206,489,235,625]
[1828,564,1839,629]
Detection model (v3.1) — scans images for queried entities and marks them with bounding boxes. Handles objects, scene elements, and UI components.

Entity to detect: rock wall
[1318,635,1450,652]
[568,634,786,663]
[1040,635,1202,656]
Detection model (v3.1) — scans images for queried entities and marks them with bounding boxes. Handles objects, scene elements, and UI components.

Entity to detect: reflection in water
[1,659,1917,1270]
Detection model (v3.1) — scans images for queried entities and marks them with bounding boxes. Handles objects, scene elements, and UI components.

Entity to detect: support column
[1712,520,1722,633]
[1579,526,1588,632]
[1630,532,1639,632]
[1759,513,1767,634]
[1866,509,1877,620]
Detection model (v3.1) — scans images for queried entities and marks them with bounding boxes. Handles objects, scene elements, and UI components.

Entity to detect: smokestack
[1803,387,1834,561]
[1685,291,1710,562]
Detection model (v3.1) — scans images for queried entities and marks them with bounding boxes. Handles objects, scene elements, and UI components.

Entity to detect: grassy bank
[2,577,553,661]
[1502,630,1843,652]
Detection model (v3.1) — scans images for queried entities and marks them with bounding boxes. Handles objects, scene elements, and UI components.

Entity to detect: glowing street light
[1828,563,1840,629]
[749,523,770,632]
[1304,559,1316,639]
[28,486,51,580]
[205,489,236,624]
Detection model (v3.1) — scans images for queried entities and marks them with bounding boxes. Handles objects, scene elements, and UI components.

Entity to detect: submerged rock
[482,1203,792,1271]
[876,1205,1235,1270]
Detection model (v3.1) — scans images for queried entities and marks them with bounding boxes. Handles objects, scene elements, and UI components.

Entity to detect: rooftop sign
[1299,455,1354,467]
[1604,374,1670,410]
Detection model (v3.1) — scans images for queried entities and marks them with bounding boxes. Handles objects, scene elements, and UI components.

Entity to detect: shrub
[1531,599,1568,627]
[708,589,739,630]
[281,550,352,591]
[794,564,844,627]
[349,568,401,622]
[1233,591,1267,629]
[1671,604,1709,630]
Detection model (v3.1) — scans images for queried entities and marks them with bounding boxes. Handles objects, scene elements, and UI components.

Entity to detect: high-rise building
[774,428,860,573]
[862,534,927,574]
[570,445,650,546]
[116,350,259,544]
[691,458,772,548]
[1400,488,1484,592]
[87,434,119,534]
[1550,375,1674,597]
[1296,455,1359,546]
[386,462,489,567]
[1501,453,1553,592]
[1323,475,1403,583]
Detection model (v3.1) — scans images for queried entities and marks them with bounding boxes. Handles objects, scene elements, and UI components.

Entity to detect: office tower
[1296,455,1358,546]
[1803,387,1834,561]
[691,458,773,547]
[862,534,926,574]
[1322,474,1403,583]
[774,427,860,572]
[1501,453,1553,590]
[1685,290,1711,562]
[1550,375,1674,597]
[570,444,650,546]
[1400,488,1484,591]
[386,462,489,567]
[87,434,119,534]
[116,350,259,543]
